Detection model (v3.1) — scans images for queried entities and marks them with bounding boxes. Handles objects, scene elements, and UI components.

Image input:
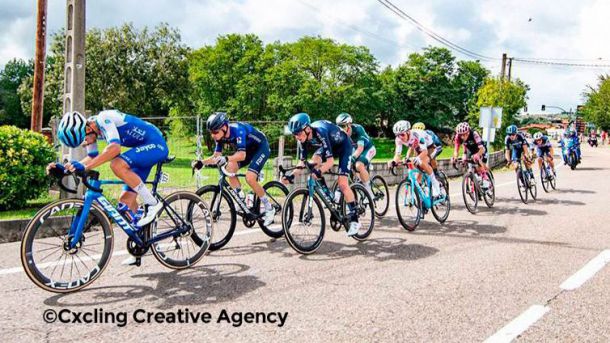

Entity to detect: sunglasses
[210,129,222,135]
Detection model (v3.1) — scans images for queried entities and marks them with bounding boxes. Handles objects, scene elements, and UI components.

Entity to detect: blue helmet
[288,113,311,134]
[505,124,518,135]
[206,112,228,131]
[58,111,87,148]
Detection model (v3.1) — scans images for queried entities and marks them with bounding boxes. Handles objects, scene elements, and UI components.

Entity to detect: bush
[0,126,56,210]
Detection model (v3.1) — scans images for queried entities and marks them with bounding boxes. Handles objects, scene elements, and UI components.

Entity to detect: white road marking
[560,249,610,291]
[484,305,550,343]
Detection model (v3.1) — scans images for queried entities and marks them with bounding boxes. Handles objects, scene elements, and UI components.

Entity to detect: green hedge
[0,126,56,210]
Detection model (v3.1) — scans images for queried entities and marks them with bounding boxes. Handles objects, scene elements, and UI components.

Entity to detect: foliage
[0,126,56,210]
[582,74,610,130]
[0,59,34,127]
[468,77,529,147]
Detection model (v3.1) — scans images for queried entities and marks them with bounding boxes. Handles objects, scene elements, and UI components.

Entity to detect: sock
[347,202,358,222]
[364,181,372,192]
[134,182,157,206]
[261,196,272,210]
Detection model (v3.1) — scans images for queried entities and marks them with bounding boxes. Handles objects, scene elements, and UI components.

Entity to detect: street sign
[492,107,503,128]
[482,127,496,142]
[479,107,492,128]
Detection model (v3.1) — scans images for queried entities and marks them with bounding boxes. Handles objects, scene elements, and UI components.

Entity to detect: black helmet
[206,112,228,131]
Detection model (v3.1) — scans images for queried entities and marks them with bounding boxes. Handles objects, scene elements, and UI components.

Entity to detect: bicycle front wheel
[395,179,421,231]
[483,172,495,208]
[431,176,451,223]
[21,199,114,293]
[282,188,325,254]
[517,170,529,204]
[371,175,390,217]
[540,166,551,193]
[151,191,212,269]
[462,174,478,214]
[196,185,236,251]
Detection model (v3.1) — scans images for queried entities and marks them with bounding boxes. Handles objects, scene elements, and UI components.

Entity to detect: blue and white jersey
[298,120,349,160]
[85,110,165,158]
[214,122,267,154]
[533,136,552,148]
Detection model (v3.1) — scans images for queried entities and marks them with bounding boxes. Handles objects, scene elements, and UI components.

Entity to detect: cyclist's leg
[337,142,355,203]
[226,160,242,190]
[244,142,269,198]
[356,146,375,186]
[536,147,544,169]
[547,148,555,169]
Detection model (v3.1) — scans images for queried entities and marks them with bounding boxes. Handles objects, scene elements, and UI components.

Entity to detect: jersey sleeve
[86,141,99,158]
[395,137,404,154]
[354,126,366,146]
[214,141,223,153]
[472,131,484,147]
[96,112,121,145]
[316,131,333,158]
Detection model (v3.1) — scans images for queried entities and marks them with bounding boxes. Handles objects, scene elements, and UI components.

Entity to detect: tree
[582,74,610,130]
[0,59,34,127]
[454,60,489,124]
[468,77,529,146]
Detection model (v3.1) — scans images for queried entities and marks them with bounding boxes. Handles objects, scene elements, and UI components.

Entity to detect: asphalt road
[0,146,608,342]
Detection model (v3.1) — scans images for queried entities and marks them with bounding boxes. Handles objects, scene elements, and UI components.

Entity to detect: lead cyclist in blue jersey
[48,110,169,228]
[196,112,275,226]
[285,113,361,236]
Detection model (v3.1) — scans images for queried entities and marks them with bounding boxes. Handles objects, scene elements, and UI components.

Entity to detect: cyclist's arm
[353,142,364,158]
[227,151,246,163]
[228,127,248,163]
[318,155,334,173]
[84,143,121,170]
[392,137,404,164]
[201,152,222,165]
[452,135,461,159]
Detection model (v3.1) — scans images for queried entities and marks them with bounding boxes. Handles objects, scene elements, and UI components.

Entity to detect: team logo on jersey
[332,131,343,143]
[127,127,146,140]
[236,137,242,145]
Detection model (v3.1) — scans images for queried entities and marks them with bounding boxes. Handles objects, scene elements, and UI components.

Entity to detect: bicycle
[513,157,537,204]
[390,161,449,194]
[392,160,450,231]
[452,158,495,214]
[539,156,557,193]
[21,157,212,293]
[280,163,375,254]
[330,162,390,218]
[195,164,289,251]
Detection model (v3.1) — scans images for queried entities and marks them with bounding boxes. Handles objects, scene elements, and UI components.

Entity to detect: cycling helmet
[206,112,228,131]
[455,122,470,134]
[57,111,87,148]
[412,122,426,130]
[533,132,543,140]
[505,124,518,135]
[335,112,353,125]
[393,120,411,135]
[288,112,311,134]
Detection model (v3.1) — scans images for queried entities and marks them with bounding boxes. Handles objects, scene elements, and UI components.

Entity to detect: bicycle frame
[209,167,258,218]
[402,165,446,210]
[307,175,346,223]
[67,167,188,250]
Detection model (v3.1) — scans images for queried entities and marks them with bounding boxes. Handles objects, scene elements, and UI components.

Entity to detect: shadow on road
[573,167,607,171]
[298,237,438,262]
[451,201,548,216]
[555,188,596,194]
[379,217,507,235]
[43,263,265,309]
[535,198,586,206]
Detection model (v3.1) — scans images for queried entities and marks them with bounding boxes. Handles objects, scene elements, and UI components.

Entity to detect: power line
[375,0,498,62]
[513,57,610,68]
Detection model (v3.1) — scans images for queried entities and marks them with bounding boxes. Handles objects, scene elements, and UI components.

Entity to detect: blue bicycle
[21,157,212,293]
[394,161,450,231]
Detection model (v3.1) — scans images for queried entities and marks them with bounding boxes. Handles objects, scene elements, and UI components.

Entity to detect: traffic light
[541,105,546,111]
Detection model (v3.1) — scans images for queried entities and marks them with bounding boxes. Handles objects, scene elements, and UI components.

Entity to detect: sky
[2,0,610,114]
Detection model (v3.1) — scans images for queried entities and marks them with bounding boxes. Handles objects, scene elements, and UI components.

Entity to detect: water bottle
[246,192,255,209]
[117,202,135,223]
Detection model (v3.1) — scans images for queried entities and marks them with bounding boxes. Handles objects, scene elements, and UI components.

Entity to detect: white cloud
[1,0,608,112]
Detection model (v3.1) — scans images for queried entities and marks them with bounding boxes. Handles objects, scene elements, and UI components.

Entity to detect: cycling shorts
[119,142,169,192]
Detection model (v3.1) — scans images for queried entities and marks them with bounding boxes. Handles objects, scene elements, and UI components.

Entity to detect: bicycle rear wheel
[431,177,450,223]
[395,179,421,231]
[196,185,236,251]
[254,181,289,238]
[371,175,390,217]
[462,174,478,214]
[347,183,375,241]
[282,188,326,254]
[21,199,113,293]
[151,191,212,269]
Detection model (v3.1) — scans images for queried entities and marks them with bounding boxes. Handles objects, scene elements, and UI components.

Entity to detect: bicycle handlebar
[49,166,103,193]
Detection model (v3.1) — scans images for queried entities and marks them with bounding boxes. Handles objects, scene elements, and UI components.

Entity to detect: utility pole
[507,58,513,81]
[61,0,86,197]
[31,0,48,132]
[500,53,507,80]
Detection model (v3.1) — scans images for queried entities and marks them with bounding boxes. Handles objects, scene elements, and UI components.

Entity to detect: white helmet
[456,122,470,134]
[335,112,353,125]
[393,120,411,135]
[533,132,543,140]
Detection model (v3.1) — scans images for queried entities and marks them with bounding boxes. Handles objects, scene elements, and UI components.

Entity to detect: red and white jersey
[395,130,430,154]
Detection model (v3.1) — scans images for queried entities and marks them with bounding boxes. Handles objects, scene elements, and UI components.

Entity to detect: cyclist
[285,112,361,236]
[195,112,274,226]
[49,110,168,226]
[335,112,376,195]
[504,124,534,182]
[559,129,581,165]
[388,120,441,197]
[412,122,443,172]
[451,122,490,188]
[533,132,555,176]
